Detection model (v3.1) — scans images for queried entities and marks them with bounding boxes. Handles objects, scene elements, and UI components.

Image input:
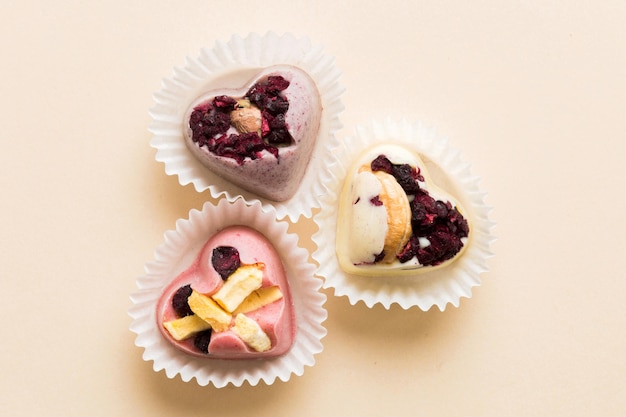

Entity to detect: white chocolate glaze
[336,143,470,276]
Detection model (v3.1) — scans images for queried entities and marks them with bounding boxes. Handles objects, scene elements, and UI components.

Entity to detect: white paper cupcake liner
[311,118,495,311]
[128,198,327,387]
[149,32,344,222]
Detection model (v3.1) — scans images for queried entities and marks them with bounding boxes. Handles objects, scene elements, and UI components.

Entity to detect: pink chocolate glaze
[156,225,296,359]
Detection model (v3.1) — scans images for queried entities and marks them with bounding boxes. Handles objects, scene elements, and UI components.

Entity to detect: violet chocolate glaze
[183,65,322,202]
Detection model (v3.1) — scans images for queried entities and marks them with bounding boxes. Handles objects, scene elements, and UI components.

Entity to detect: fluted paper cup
[149,32,344,222]
[311,118,495,311]
[129,198,327,387]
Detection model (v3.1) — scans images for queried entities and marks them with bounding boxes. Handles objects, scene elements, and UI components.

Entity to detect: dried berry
[265,128,292,146]
[400,189,469,266]
[391,164,421,194]
[415,226,464,266]
[213,95,237,109]
[193,329,213,354]
[370,155,393,175]
[171,284,193,317]
[369,154,470,267]
[211,246,241,279]
[371,155,421,194]
[266,75,290,92]
[370,195,383,206]
[188,75,294,164]
[397,236,420,263]
[264,96,289,115]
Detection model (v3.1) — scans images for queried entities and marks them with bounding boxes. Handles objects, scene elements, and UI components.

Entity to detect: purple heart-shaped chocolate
[184,65,321,202]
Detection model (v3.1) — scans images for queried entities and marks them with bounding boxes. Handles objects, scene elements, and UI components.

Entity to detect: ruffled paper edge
[311,118,496,311]
[129,198,327,387]
[148,32,344,222]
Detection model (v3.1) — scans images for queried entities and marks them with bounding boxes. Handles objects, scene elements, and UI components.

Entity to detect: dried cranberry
[265,96,289,115]
[171,284,193,317]
[211,246,241,279]
[193,329,212,354]
[370,155,394,174]
[189,105,231,145]
[265,129,292,146]
[266,75,290,92]
[366,153,472,266]
[397,236,420,263]
[416,226,464,266]
[370,195,383,206]
[188,75,294,164]
[391,164,421,194]
[371,155,423,194]
[268,112,287,130]
[400,190,470,266]
[213,95,237,109]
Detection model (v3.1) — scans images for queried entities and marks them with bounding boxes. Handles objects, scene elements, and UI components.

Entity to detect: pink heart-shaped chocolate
[156,226,295,359]
[184,65,321,202]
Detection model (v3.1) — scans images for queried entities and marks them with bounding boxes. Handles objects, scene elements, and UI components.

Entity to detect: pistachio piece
[230,99,262,134]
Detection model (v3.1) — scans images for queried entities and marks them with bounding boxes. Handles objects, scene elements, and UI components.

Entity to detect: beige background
[2,1,625,416]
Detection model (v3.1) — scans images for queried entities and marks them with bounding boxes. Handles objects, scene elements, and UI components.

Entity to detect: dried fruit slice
[233,286,283,315]
[187,290,232,333]
[367,168,413,263]
[163,314,212,341]
[212,264,264,313]
[155,225,295,358]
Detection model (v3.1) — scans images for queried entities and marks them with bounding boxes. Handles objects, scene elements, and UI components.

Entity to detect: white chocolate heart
[336,143,470,276]
[183,65,321,202]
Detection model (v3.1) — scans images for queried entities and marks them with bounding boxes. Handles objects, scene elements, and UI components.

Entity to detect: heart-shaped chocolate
[336,143,470,276]
[156,225,295,359]
[183,65,321,202]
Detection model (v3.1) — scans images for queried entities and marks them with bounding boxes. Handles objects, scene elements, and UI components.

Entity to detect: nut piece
[230,99,262,134]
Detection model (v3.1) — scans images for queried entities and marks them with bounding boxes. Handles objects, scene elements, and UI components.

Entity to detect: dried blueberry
[171,284,193,317]
[211,246,241,279]
[193,329,213,354]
